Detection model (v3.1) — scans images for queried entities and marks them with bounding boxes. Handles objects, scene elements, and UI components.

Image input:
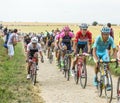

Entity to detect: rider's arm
[73,33,79,53]
[38,43,43,58]
[93,47,98,62]
[46,37,48,46]
[26,44,30,61]
[73,41,77,53]
[39,51,43,58]
[55,40,58,48]
[112,48,117,58]
[88,32,92,53]
[87,42,91,53]
[111,37,117,58]
[59,38,62,49]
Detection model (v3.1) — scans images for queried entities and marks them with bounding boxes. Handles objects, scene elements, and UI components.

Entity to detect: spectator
[107,23,114,55]
[7,29,18,59]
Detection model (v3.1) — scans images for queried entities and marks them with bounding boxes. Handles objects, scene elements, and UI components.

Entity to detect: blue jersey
[93,35,115,53]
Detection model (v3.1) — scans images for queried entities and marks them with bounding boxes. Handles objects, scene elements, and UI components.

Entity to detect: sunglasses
[102,33,109,35]
[82,29,87,31]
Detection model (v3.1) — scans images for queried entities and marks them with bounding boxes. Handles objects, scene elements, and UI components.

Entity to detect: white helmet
[31,37,38,43]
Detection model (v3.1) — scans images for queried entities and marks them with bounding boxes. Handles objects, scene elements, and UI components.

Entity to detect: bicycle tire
[30,66,33,81]
[33,69,37,85]
[64,57,68,78]
[105,70,113,103]
[80,63,87,89]
[74,65,78,84]
[97,71,103,97]
[32,65,37,85]
[49,54,53,64]
[74,64,80,84]
[67,57,71,81]
[117,76,120,101]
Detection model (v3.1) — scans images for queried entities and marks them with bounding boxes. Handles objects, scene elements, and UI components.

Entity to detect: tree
[92,21,98,26]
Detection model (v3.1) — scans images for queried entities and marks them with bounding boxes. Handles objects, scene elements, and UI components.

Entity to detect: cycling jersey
[27,43,42,58]
[74,30,92,53]
[60,32,74,50]
[75,30,92,44]
[55,33,61,41]
[60,32,74,39]
[93,35,115,53]
[93,35,116,62]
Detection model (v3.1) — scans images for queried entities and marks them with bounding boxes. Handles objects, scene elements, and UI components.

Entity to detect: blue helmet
[101,26,110,34]
[79,23,88,29]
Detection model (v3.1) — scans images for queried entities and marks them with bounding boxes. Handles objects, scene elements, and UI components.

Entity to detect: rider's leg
[93,56,99,86]
[47,47,50,58]
[27,60,32,79]
[102,52,111,90]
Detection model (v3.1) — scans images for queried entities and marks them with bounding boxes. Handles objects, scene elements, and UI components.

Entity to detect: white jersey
[27,42,42,52]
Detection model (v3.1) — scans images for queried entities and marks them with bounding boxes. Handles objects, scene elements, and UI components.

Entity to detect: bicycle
[97,59,117,103]
[30,54,38,85]
[74,53,89,89]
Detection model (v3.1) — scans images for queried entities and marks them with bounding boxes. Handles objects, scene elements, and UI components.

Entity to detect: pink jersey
[55,33,61,40]
[60,32,74,38]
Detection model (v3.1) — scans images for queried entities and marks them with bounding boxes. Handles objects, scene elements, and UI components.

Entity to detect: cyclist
[24,34,31,52]
[26,37,44,79]
[93,26,116,90]
[59,26,74,66]
[71,23,92,75]
[54,31,61,65]
[46,35,54,59]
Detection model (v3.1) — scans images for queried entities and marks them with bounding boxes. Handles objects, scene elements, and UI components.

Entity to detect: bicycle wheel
[32,65,37,85]
[97,70,103,97]
[64,57,68,78]
[30,66,33,81]
[74,64,79,84]
[66,57,71,81]
[80,63,87,88]
[49,54,53,64]
[117,76,120,101]
[105,71,113,103]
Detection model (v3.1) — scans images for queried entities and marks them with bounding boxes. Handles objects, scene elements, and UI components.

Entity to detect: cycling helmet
[80,23,88,29]
[101,26,110,34]
[31,37,38,43]
[64,26,70,31]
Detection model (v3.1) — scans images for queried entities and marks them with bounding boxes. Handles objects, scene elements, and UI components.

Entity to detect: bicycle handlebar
[77,52,90,57]
[98,59,117,63]
[98,59,118,68]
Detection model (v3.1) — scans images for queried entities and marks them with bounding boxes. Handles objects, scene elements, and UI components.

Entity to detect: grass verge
[0,39,44,103]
